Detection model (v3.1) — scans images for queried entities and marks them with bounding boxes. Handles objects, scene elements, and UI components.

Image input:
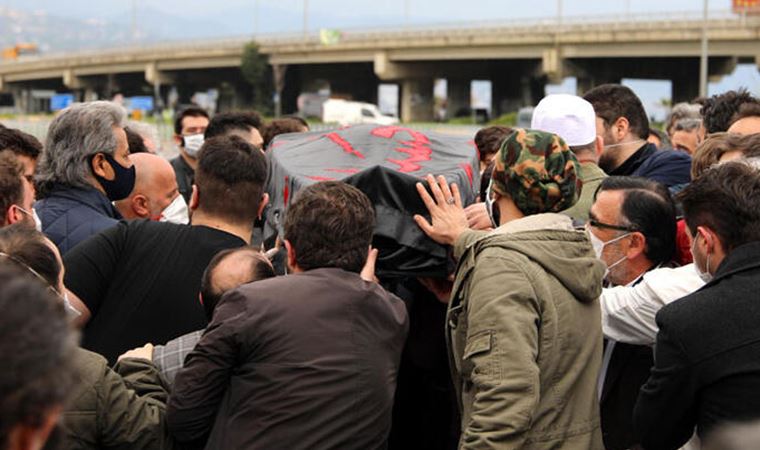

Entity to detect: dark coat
[35,184,121,254]
[600,342,653,450]
[634,242,760,449]
[609,143,692,188]
[167,268,409,450]
[633,145,692,187]
[169,156,194,204]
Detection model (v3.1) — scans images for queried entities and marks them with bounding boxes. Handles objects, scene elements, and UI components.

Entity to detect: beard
[598,151,619,173]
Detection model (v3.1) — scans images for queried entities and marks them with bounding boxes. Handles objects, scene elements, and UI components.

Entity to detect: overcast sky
[1,0,737,29]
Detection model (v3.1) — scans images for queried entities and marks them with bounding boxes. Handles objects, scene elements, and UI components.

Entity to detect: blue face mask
[91,153,136,201]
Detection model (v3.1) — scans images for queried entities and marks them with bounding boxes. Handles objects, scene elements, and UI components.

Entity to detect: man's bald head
[114,153,179,220]
[728,116,760,135]
[200,247,275,321]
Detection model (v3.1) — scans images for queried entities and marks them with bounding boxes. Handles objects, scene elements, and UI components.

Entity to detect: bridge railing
[0,8,754,66]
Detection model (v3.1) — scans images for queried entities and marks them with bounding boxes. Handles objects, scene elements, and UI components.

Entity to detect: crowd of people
[2,83,760,450]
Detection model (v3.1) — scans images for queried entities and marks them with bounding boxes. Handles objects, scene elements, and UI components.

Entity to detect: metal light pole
[557,0,563,26]
[699,0,709,97]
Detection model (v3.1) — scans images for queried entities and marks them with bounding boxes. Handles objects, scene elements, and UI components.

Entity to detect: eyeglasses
[0,251,62,297]
[587,218,639,233]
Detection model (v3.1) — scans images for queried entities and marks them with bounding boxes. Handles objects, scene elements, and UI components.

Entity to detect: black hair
[0,126,42,159]
[205,111,263,140]
[583,84,650,140]
[262,118,307,149]
[596,176,677,265]
[679,161,760,252]
[700,89,760,133]
[124,127,149,154]
[0,224,60,289]
[284,181,375,273]
[474,126,512,162]
[195,135,268,225]
[173,107,210,135]
[0,151,23,226]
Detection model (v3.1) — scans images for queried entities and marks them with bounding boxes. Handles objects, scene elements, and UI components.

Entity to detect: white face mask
[691,233,713,283]
[587,229,631,280]
[17,205,42,232]
[183,134,205,158]
[160,195,189,224]
[61,290,82,317]
[485,177,498,228]
[32,208,42,232]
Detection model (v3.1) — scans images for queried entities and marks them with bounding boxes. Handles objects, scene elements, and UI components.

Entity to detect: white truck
[321,99,398,126]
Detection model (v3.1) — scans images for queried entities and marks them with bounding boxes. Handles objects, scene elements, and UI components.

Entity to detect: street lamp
[699,0,708,97]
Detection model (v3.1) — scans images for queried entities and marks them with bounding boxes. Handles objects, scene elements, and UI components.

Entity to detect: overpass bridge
[1,10,759,121]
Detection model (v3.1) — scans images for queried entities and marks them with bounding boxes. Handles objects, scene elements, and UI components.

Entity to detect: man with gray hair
[35,101,135,254]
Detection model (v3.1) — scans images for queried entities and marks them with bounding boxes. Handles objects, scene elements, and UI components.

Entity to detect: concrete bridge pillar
[11,87,31,114]
[401,78,434,123]
[447,78,470,118]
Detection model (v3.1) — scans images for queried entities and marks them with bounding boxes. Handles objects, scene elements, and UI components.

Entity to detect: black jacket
[634,242,760,449]
[609,143,691,188]
[600,342,653,450]
[167,268,409,450]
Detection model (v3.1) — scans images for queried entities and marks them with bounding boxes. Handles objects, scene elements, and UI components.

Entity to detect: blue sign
[128,96,154,112]
[50,93,74,111]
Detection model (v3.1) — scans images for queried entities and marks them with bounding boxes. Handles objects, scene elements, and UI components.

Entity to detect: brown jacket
[449,214,605,449]
[167,268,409,450]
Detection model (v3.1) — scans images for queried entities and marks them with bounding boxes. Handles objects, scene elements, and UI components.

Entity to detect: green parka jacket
[55,349,172,450]
[448,213,605,449]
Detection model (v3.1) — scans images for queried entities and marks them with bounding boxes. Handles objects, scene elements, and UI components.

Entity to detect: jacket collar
[609,142,656,177]
[710,241,760,284]
[491,213,575,236]
[47,184,123,219]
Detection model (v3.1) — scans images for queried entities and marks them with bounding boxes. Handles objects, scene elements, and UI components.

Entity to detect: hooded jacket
[448,213,605,449]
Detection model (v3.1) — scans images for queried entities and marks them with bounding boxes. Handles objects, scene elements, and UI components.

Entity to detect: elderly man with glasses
[586,175,679,450]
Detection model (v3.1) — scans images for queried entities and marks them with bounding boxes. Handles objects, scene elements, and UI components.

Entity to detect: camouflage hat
[491,128,582,216]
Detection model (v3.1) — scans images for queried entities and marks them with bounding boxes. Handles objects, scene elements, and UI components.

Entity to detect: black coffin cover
[265,124,480,278]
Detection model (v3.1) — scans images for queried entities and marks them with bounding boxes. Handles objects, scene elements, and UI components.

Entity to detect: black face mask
[91,153,136,201]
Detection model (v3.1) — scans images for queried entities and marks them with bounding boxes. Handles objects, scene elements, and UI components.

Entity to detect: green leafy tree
[241,41,273,114]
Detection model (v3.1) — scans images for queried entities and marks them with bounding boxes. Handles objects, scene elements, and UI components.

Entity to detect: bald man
[122,247,275,386]
[114,153,186,223]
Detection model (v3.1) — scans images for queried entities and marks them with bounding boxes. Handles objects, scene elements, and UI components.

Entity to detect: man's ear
[173,135,183,147]
[189,185,200,211]
[7,205,23,225]
[7,406,61,450]
[91,153,115,181]
[614,117,630,141]
[284,239,297,272]
[595,135,604,159]
[698,225,721,256]
[131,194,150,218]
[626,231,647,260]
[257,193,269,220]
